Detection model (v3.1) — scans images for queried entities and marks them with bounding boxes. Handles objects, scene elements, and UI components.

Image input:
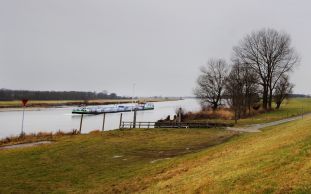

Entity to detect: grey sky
[0,0,310,96]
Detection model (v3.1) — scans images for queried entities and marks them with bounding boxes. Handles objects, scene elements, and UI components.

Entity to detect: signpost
[21,99,28,136]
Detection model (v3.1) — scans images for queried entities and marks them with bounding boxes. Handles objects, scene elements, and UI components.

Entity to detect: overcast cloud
[0,0,310,96]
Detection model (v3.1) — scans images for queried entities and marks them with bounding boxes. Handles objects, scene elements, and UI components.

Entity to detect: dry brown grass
[141,115,311,193]
[184,108,234,120]
[0,129,79,146]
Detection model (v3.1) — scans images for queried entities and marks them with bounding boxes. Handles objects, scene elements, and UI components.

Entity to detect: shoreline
[0,98,180,111]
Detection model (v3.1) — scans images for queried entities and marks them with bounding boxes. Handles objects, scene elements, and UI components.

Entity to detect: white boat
[72,103,154,114]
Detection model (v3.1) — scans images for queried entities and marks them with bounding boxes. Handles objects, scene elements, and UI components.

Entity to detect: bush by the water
[183,108,234,120]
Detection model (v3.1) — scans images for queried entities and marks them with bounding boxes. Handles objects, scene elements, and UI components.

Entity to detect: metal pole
[21,106,25,136]
[102,113,106,131]
[178,107,182,123]
[133,109,137,128]
[119,113,123,129]
[131,83,136,111]
[79,114,84,134]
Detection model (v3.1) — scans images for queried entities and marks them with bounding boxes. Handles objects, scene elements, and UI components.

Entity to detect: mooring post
[102,113,106,131]
[178,107,182,123]
[21,106,25,136]
[79,114,84,134]
[119,113,123,129]
[133,109,137,128]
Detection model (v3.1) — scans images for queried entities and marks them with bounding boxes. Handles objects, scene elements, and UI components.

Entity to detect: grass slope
[0,128,236,193]
[144,116,311,193]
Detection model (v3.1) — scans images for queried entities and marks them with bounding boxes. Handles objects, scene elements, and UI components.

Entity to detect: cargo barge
[72,102,154,114]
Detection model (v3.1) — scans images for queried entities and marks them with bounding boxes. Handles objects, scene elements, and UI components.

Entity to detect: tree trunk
[276,102,281,109]
[234,108,238,124]
[262,85,268,110]
[212,103,218,111]
[268,88,273,110]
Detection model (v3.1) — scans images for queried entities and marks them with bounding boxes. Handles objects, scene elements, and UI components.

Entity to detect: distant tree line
[0,89,127,101]
[194,28,300,123]
[288,94,311,98]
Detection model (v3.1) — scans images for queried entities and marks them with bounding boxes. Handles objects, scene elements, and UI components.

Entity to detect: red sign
[21,99,29,106]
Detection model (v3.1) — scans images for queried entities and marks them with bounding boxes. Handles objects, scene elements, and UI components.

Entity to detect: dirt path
[0,141,52,150]
[227,113,309,133]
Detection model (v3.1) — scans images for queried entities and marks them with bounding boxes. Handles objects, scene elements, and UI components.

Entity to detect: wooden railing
[120,121,233,129]
[120,122,155,129]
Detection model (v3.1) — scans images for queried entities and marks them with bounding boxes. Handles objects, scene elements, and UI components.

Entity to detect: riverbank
[0,98,179,109]
[184,98,311,126]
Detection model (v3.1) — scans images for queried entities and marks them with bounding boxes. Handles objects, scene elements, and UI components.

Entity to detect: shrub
[183,108,234,120]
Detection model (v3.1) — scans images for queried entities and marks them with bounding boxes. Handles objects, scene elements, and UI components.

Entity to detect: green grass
[196,98,311,126]
[0,128,236,193]
[1,98,311,193]
[144,115,311,193]
[236,98,311,125]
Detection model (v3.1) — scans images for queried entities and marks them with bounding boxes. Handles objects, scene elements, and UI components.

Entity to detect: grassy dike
[144,115,311,193]
[0,128,237,193]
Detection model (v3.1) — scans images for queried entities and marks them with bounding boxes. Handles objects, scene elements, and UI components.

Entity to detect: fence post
[119,113,123,129]
[102,113,106,131]
[133,109,137,128]
[178,107,182,123]
[79,114,84,134]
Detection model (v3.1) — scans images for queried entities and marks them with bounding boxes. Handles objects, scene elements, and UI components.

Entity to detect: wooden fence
[120,121,233,129]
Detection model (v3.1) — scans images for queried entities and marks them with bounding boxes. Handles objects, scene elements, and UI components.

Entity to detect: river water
[0,99,201,138]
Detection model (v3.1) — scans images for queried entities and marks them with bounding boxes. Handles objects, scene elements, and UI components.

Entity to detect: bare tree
[194,59,228,111]
[225,63,244,123]
[233,28,299,110]
[274,74,293,109]
[225,61,259,123]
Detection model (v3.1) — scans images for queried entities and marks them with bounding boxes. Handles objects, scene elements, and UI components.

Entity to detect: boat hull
[72,104,154,115]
